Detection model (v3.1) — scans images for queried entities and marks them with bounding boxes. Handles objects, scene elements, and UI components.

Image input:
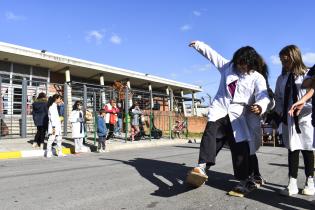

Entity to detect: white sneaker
[32,142,38,148]
[280,177,299,196]
[192,166,207,177]
[302,177,315,196]
[58,152,66,157]
[46,151,52,158]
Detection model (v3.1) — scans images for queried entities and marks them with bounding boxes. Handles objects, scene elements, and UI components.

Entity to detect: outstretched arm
[189,41,229,70]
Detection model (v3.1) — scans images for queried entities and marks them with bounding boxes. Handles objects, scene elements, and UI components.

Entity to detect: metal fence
[0,76,189,142]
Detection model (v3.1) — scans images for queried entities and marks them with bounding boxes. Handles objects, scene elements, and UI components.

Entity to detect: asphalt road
[0,143,314,210]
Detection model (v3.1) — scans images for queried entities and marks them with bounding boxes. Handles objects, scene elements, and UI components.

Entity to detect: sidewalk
[0,136,198,160]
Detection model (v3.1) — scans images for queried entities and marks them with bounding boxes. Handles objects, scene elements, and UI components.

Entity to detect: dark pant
[106,123,115,140]
[288,150,314,178]
[98,136,106,150]
[249,154,261,176]
[198,115,249,180]
[34,126,46,145]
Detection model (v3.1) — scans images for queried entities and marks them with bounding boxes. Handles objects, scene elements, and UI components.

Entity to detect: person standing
[70,101,86,153]
[103,99,119,140]
[114,102,123,137]
[46,94,65,158]
[97,109,107,152]
[187,40,270,194]
[32,92,48,149]
[129,102,143,141]
[274,45,314,196]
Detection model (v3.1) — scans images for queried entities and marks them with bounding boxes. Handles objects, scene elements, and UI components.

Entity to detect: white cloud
[180,24,192,31]
[170,73,177,78]
[85,30,104,44]
[270,55,281,65]
[5,11,25,21]
[110,34,122,44]
[303,53,315,65]
[193,11,201,16]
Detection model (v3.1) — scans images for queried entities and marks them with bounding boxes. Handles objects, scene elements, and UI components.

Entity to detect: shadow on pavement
[99,157,313,209]
[100,157,195,197]
[269,162,310,170]
[205,170,312,210]
[173,145,200,149]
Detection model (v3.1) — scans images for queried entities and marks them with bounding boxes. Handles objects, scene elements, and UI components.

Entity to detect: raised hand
[189,41,197,47]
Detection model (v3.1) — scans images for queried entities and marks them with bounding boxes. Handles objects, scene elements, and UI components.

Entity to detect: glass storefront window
[13,63,30,75]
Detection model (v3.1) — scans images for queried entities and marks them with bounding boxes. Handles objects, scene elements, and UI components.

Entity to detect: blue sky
[1,0,315,104]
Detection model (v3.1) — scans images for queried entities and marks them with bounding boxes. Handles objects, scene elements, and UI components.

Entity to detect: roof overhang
[0,42,202,95]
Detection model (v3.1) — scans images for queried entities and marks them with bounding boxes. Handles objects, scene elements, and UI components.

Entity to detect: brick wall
[187,116,207,133]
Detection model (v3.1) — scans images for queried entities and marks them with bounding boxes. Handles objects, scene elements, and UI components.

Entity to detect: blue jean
[114,118,123,135]
[98,136,106,150]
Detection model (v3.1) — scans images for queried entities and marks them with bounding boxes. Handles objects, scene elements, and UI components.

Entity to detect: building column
[191,91,195,116]
[100,74,106,106]
[181,90,187,117]
[65,68,72,121]
[166,87,170,111]
[126,80,132,107]
[148,84,153,109]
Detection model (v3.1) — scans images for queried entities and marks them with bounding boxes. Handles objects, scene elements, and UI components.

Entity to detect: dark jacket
[32,99,48,128]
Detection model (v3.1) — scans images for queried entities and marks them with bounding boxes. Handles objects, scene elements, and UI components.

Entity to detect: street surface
[0,143,314,210]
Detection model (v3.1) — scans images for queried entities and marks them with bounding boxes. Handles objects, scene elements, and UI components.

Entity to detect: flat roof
[0,42,202,95]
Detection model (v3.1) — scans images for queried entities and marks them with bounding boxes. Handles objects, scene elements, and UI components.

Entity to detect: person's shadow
[100,157,314,209]
[100,157,195,197]
[205,170,313,210]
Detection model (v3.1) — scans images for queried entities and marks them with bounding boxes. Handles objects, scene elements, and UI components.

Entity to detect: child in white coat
[274,45,314,196]
[46,94,64,158]
[188,41,270,194]
[70,101,86,153]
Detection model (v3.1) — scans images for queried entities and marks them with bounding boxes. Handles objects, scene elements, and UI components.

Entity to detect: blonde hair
[279,45,307,76]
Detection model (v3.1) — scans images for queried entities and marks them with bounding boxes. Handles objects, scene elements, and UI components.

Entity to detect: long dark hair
[231,46,273,99]
[48,94,61,108]
[37,92,47,100]
[72,101,82,111]
[231,46,267,75]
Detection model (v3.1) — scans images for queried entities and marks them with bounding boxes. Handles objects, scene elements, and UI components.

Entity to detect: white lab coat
[246,98,275,154]
[48,103,62,135]
[69,110,85,138]
[193,41,270,143]
[274,72,314,151]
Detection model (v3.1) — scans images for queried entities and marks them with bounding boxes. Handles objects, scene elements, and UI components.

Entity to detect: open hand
[189,41,197,47]
[288,100,305,116]
[250,104,262,115]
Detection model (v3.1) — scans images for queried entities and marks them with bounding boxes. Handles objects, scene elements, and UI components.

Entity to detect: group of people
[188,40,315,198]
[32,93,67,157]
[32,95,144,156]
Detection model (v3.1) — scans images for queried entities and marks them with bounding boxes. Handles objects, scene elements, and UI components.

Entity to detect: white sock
[198,163,206,169]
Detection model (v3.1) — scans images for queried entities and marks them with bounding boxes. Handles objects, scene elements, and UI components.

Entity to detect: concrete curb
[0,148,72,160]
[0,139,201,160]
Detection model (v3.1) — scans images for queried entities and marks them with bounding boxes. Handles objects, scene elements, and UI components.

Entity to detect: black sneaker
[252,175,266,187]
[245,179,258,191]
